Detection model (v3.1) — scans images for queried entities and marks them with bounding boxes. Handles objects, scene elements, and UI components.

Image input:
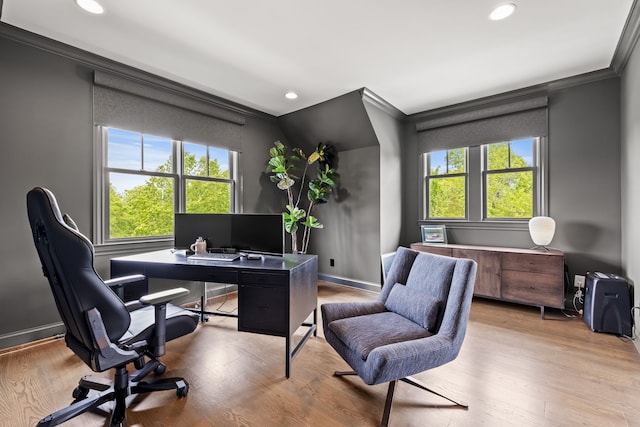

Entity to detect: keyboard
[188,252,240,262]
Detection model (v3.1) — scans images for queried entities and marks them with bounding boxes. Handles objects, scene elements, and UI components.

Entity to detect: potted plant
[267,141,339,254]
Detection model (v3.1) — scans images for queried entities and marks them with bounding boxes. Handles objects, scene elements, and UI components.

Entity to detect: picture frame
[421,224,447,244]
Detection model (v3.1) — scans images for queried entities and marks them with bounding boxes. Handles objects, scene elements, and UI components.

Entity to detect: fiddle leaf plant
[268,141,339,254]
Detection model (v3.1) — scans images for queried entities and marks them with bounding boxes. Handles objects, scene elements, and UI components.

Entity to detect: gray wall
[0,31,286,348]
[402,77,623,282]
[277,91,405,286]
[312,146,381,284]
[621,36,640,351]
[362,98,404,257]
[0,34,95,344]
[548,78,621,276]
[277,91,384,286]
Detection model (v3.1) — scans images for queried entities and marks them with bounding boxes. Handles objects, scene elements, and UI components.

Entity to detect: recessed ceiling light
[489,3,516,21]
[284,91,298,100]
[74,0,105,14]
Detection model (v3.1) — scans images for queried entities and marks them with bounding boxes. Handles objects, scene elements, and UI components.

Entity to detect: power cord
[573,288,584,315]
[194,283,238,314]
[213,284,238,314]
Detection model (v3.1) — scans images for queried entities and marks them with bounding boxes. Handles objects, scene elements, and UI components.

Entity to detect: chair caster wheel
[154,363,166,375]
[72,386,89,401]
[177,382,189,397]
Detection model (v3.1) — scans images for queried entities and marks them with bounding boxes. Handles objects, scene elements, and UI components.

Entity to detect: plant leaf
[277,176,295,190]
[307,151,320,164]
[303,215,324,229]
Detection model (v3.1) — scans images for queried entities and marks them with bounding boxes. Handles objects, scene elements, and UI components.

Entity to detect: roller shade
[93,71,244,151]
[417,96,548,152]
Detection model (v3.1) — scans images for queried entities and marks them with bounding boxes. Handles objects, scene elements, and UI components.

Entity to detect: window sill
[94,238,173,257]
[418,220,529,232]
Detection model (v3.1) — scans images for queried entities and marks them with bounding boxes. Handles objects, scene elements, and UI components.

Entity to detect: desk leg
[198,282,210,322]
[285,335,291,378]
[313,308,317,337]
[287,309,318,378]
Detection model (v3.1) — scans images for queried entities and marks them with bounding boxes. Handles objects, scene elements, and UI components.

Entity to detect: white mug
[190,238,207,254]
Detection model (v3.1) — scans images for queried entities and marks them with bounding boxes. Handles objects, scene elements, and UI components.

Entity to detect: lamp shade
[528,216,556,246]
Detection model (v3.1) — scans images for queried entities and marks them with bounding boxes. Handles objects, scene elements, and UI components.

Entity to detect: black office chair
[26,187,199,426]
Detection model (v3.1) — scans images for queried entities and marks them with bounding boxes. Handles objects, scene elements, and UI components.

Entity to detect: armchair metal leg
[380,380,397,427]
[400,376,468,408]
[334,371,467,427]
[334,370,358,377]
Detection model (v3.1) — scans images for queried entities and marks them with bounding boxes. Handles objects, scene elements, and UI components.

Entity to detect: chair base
[334,371,468,427]
[37,359,189,427]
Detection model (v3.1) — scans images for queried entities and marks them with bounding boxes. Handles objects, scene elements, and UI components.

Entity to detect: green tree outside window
[107,128,232,240]
[485,139,534,219]
[428,148,466,218]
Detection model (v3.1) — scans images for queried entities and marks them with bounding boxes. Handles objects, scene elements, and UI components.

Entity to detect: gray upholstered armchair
[321,246,477,426]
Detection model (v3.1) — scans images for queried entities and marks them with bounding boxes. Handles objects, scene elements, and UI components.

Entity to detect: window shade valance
[416,96,548,152]
[93,71,244,151]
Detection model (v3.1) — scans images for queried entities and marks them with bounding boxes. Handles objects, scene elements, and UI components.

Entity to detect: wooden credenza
[410,243,565,318]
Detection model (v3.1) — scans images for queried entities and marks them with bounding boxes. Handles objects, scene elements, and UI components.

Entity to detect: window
[484,138,538,219]
[422,137,544,222]
[425,148,467,219]
[183,142,232,214]
[100,127,237,242]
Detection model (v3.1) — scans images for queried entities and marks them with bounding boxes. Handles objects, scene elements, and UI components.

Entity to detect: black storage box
[583,272,632,337]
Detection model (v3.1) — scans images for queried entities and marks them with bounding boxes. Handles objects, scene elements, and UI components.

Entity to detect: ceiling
[1,0,635,116]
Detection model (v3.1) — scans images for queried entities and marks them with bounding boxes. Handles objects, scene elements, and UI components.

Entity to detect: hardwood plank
[1,282,639,426]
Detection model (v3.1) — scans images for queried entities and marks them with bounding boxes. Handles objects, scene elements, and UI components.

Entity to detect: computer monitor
[174,213,285,256]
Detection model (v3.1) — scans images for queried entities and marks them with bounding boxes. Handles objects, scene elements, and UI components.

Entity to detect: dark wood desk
[110,249,318,378]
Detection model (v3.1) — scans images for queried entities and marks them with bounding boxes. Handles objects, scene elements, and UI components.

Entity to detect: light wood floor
[2,281,640,426]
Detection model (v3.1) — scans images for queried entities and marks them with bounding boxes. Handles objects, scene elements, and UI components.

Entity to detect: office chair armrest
[139,287,190,306]
[105,274,147,288]
[86,307,140,372]
[105,274,148,302]
[139,287,190,357]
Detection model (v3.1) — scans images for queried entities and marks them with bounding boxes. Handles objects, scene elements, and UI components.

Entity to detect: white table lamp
[529,216,556,249]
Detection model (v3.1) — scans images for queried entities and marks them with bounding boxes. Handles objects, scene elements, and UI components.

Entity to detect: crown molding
[0,22,276,121]
[360,87,406,120]
[612,0,640,73]
[408,68,618,122]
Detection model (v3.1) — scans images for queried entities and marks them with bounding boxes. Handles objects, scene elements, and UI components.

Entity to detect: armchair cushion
[405,253,456,297]
[384,283,442,331]
[328,312,432,360]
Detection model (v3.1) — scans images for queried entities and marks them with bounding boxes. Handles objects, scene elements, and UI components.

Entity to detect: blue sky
[108,128,229,193]
[430,137,534,173]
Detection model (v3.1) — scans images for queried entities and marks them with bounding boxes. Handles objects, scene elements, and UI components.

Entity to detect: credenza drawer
[501,270,564,308]
[502,252,563,275]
